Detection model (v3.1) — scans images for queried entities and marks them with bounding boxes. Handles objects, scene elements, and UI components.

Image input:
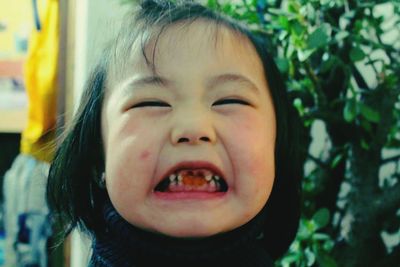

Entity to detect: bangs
[107,4,250,82]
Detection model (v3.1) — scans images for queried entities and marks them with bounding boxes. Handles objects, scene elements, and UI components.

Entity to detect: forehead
[144,20,256,62]
[107,19,264,87]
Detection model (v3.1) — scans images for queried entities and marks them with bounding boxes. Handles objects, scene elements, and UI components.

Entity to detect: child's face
[101,21,276,238]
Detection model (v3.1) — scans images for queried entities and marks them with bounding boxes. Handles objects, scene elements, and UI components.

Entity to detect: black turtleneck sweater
[89,202,274,267]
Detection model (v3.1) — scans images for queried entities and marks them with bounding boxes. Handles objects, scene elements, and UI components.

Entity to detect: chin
[156,220,228,239]
[162,228,219,239]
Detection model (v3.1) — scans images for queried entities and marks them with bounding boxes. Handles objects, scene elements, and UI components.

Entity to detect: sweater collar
[92,201,273,267]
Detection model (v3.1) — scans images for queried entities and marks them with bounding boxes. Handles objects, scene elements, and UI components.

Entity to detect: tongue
[182,175,207,186]
[169,174,218,193]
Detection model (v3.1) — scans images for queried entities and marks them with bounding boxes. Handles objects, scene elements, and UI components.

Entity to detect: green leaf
[344,100,357,122]
[298,219,313,239]
[304,2,316,21]
[317,252,338,267]
[222,3,234,15]
[343,10,356,20]
[288,1,300,13]
[291,20,305,36]
[307,27,329,49]
[361,139,370,150]
[335,31,349,42]
[305,247,316,266]
[360,103,380,123]
[320,55,339,73]
[281,253,301,266]
[267,8,287,16]
[312,233,331,241]
[293,98,305,116]
[207,0,219,9]
[331,153,344,168]
[298,49,314,62]
[321,0,332,6]
[276,57,290,73]
[323,239,335,251]
[361,119,372,132]
[278,15,290,30]
[312,208,330,229]
[350,47,365,62]
[286,43,296,57]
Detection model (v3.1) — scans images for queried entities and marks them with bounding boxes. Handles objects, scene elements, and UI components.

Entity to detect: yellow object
[20,0,59,162]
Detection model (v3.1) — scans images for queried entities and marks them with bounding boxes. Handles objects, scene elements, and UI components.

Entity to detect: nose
[171,107,217,145]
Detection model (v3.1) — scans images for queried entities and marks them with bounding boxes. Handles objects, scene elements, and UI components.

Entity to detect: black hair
[47,0,302,260]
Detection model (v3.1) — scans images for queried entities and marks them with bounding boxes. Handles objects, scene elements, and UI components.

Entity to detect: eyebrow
[127,75,172,88]
[124,73,260,93]
[207,73,260,93]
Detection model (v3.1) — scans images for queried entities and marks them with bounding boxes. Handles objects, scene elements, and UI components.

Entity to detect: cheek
[140,150,151,160]
[226,115,275,198]
[107,115,155,161]
[105,117,160,193]
[229,116,275,170]
[106,146,156,208]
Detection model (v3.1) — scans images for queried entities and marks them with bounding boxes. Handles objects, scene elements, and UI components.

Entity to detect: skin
[101,20,277,238]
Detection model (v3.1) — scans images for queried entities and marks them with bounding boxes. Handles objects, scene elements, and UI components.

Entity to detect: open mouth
[154,169,228,193]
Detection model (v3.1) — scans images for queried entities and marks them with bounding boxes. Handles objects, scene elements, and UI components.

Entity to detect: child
[47,1,302,266]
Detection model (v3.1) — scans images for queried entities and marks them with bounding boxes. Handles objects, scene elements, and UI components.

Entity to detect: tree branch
[375,243,400,267]
[352,65,370,90]
[374,181,400,217]
[307,153,329,169]
[381,154,400,165]
[304,61,327,107]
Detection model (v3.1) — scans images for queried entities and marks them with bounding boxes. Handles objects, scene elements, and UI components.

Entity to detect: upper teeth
[166,169,221,184]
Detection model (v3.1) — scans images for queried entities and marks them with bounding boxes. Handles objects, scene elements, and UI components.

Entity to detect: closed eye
[213,99,250,106]
[131,101,171,108]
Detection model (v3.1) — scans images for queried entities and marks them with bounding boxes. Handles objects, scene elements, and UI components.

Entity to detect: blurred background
[0,0,399,266]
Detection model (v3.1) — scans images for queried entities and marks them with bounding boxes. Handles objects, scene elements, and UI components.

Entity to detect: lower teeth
[155,171,228,192]
[168,181,219,192]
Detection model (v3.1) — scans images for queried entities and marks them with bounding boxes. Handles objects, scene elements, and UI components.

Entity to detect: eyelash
[131,99,250,108]
[131,101,170,108]
[213,99,250,106]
